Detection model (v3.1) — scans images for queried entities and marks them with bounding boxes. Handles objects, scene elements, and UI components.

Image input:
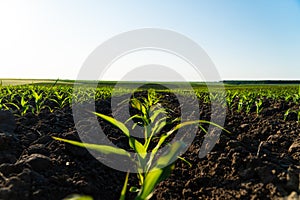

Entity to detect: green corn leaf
[63,194,93,200]
[198,124,208,134]
[32,90,42,102]
[125,114,144,125]
[52,137,131,157]
[177,156,192,168]
[144,118,167,151]
[129,137,146,157]
[55,91,63,100]
[119,172,129,200]
[131,98,142,111]
[151,121,198,156]
[20,96,27,107]
[129,186,140,193]
[93,112,130,137]
[136,141,185,200]
[149,107,166,123]
[93,112,146,158]
[151,118,167,137]
[6,102,20,110]
[150,120,230,162]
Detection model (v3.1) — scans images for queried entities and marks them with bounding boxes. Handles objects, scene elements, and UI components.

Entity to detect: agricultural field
[0,80,299,200]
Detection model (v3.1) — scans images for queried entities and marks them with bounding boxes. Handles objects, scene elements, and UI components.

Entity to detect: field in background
[0,79,74,86]
[2,78,300,85]
[0,78,299,117]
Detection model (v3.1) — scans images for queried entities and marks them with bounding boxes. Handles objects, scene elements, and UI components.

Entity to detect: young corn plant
[226,91,238,113]
[20,96,31,116]
[237,98,244,113]
[284,108,300,123]
[245,103,251,114]
[50,91,71,109]
[292,85,300,103]
[53,90,228,200]
[241,94,254,114]
[31,89,46,115]
[255,99,263,116]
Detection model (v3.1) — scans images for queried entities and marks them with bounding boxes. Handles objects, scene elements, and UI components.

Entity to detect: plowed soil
[0,92,299,200]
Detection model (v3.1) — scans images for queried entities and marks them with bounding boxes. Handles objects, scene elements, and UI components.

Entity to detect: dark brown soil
[0,92,299,200]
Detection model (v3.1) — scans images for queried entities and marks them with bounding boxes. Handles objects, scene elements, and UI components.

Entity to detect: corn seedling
[50,91,71,109]
[31,89,46,115]
[255,99,263,116]
[292,85,300,103]
[284,108,300,123]
[245,98,255,114]
[226,91,238,113]
[53,90,229,200]
[20,96,30,116]
[237,98,244,113]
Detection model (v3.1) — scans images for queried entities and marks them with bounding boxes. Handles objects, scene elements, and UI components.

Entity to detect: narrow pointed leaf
[52,137,131,157]
[93,112,130,137]
[120,172,129,200]
[136,141,185,200]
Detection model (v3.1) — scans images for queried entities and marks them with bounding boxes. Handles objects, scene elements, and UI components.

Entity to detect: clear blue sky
[0,0,299,80]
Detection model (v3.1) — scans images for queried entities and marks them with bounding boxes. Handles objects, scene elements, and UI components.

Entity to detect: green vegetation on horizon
[0,81,299,117]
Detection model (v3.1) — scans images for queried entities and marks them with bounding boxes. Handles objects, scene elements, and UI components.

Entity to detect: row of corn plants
[0,84,299,117]
[0,85,114,116]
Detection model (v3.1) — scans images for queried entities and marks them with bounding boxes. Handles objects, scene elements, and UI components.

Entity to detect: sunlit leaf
[52,137,131,157]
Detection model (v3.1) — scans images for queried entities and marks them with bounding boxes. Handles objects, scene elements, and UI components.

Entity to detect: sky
[0,0,300,81]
